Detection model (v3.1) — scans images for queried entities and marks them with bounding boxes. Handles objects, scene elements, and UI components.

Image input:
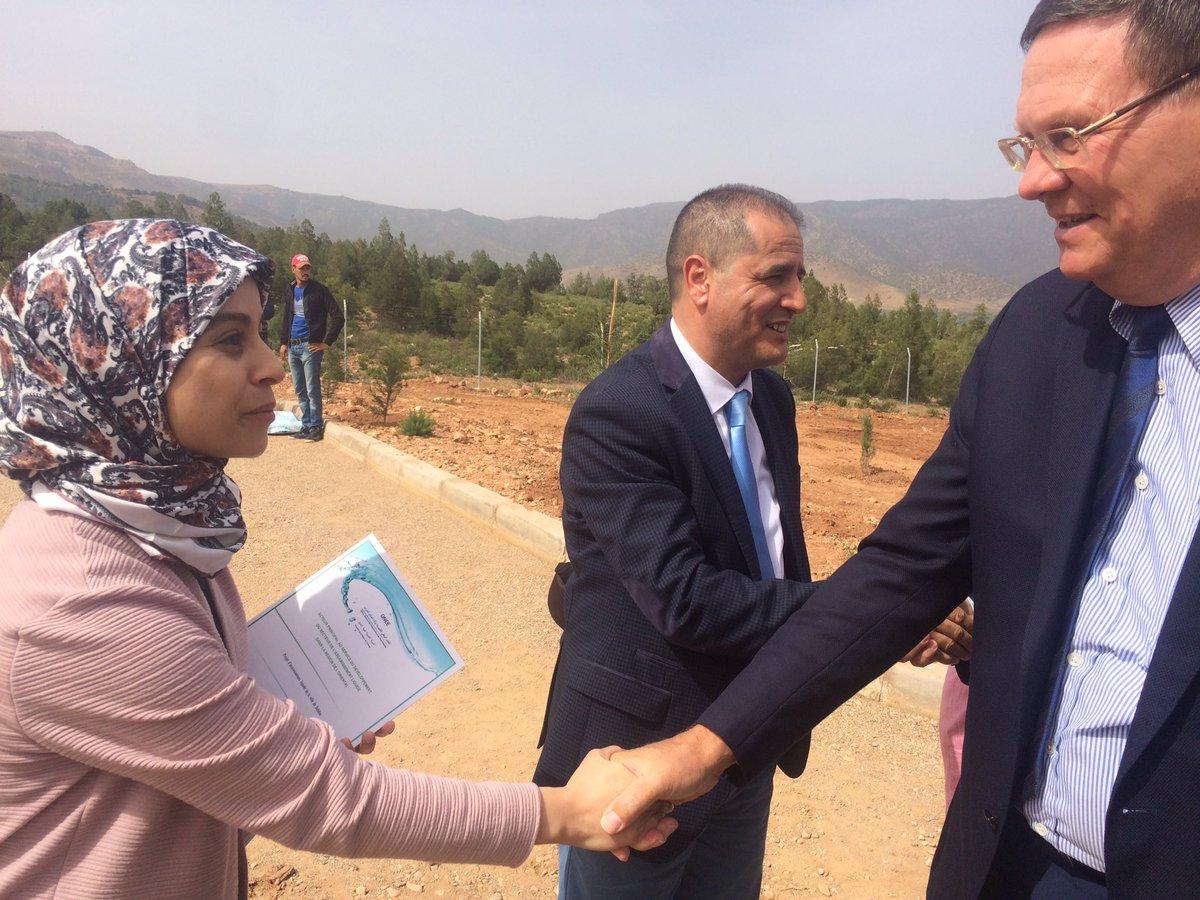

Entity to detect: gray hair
[1021,1,1200,91]
[666,184,803,302]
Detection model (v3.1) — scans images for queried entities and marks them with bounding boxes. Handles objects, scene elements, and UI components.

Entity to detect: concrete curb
[299,412,567,562]
[298,409,945,719]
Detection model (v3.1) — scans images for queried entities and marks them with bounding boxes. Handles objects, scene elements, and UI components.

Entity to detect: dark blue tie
[1086,304,1173,543]
[724,390,775,580]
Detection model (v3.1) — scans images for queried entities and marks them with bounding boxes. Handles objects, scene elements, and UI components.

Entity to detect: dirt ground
[224,374,950,899]
[315,375,947,581]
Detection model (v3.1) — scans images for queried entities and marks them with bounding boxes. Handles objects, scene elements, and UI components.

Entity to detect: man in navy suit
[600,3,1200,897]
[533,185,818,899]
[539,185,966,898]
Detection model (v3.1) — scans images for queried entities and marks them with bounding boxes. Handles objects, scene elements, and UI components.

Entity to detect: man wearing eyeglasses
[598,2,1200,896]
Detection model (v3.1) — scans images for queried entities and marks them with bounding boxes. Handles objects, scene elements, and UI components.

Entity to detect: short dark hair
[1021,0,1200,91]
[665,184,803,302]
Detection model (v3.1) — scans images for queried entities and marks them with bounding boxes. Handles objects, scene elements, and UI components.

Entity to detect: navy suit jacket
[534,323,817,858]
[700,270,1200,897]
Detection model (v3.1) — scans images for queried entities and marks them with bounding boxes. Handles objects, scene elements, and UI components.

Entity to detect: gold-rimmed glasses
[998,62,1200,172]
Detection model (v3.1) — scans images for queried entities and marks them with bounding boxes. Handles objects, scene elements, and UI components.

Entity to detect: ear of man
[682,253,714,312]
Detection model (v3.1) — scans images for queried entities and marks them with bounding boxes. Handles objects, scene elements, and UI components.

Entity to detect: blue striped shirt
[1023,282,1200,871]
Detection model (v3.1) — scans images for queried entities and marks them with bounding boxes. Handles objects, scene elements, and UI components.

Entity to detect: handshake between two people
[548,599,976,858]
[536,746,685,859]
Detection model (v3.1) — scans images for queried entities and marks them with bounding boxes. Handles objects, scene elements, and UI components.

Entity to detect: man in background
[278,253,343,441]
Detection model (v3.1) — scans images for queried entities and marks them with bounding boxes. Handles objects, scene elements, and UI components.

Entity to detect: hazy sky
[3,1,1036,219]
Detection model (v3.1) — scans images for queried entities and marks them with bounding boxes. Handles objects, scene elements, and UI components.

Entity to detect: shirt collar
[670,318,753,416]
[1110,281,1200,369]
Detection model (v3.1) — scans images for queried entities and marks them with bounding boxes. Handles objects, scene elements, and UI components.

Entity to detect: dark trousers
[557,766,774,899]
[981,811,1107,899]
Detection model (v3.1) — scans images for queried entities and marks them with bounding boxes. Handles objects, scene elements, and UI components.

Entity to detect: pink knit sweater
[0,502,540,898]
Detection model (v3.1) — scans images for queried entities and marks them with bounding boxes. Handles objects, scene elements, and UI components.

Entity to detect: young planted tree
[361,342,409,423]
[320,344,347,401]
[860,412,875,475]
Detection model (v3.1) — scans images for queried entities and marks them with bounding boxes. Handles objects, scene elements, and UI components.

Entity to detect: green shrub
[399,331,477,375]
[517,322,559,380]
[399,407,435,437]
[321,344,347,400]
[350,329,392,359]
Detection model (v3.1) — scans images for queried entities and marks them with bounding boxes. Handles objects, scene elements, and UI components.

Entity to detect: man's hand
[278,344,287,362]
[598,725,734,851]
[537,747,679,859]
[903,600,973,667]
[341,720,396,754]
[308,342,330,353]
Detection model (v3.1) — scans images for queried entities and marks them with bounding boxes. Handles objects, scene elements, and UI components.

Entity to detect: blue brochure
[247,534,464,741]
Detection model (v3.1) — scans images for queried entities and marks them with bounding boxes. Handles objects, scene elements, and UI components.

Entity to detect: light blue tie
[724,389,775,580]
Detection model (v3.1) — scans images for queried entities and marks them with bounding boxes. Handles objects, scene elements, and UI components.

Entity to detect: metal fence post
[905,347,912,411]
[811,338,820,404]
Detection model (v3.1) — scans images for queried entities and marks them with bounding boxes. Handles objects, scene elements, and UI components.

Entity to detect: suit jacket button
[983,809,998,831]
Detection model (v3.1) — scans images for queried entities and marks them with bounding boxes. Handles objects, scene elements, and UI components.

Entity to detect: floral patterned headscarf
[0,219,274,575]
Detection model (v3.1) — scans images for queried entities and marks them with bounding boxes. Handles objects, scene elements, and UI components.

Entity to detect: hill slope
[0,131,1058,309]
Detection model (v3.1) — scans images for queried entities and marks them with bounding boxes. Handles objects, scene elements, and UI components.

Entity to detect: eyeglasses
[998,62,1200,172]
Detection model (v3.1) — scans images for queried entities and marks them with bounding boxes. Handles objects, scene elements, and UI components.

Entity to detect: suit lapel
[650,324,764,578]
[1017,287,1125,745]
[752,372,808,581]
[1116,528,1200,786]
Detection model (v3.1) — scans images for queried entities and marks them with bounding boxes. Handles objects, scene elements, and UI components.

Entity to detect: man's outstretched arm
[598,304,1004,840]
[598,599,974,838]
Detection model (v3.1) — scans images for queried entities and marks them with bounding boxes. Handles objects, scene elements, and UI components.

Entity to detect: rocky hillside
[0,131,1059,310]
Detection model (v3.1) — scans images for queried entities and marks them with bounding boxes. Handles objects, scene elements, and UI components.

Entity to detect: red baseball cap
[291,254,311,268]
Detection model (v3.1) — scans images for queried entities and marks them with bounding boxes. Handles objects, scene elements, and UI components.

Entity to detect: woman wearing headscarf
[0,220,672,898]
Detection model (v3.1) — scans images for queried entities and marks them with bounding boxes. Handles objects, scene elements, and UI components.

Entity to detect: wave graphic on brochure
[339,556,439,673]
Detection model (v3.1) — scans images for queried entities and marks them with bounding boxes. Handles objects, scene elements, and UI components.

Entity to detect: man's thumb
[601,780,657,835]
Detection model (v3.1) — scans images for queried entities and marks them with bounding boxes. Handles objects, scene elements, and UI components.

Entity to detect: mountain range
[0,131,1060,310]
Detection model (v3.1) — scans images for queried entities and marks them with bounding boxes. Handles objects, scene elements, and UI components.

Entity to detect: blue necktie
[724,389,775,580]
[1087,304,1173,544]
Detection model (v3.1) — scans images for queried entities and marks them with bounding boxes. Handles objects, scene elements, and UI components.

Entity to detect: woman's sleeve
[10,583,539,865]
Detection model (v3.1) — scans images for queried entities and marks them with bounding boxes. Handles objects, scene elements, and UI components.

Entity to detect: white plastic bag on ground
[268,410,303,435]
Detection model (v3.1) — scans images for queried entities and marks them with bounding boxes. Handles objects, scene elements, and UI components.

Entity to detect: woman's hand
[341,720,396,754]
[536,747,678,860]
